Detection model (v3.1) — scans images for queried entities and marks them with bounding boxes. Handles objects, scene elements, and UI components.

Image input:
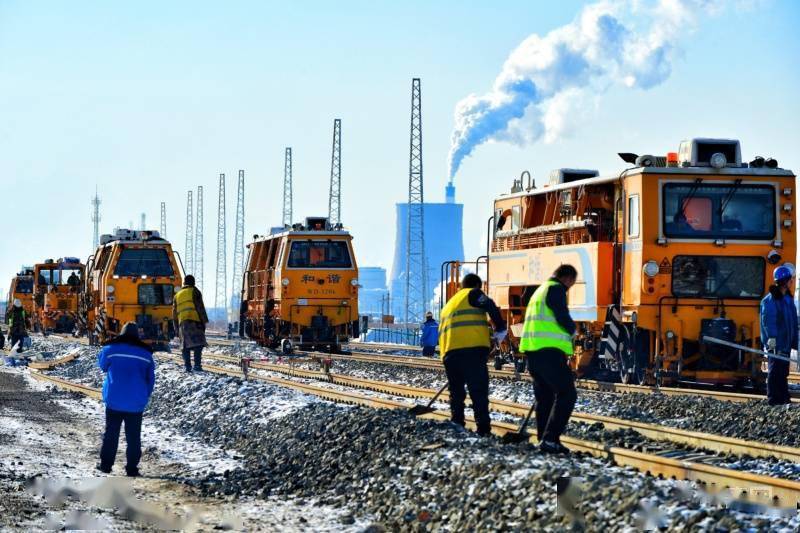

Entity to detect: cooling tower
[390,184,465,321]
[359,266,389,317]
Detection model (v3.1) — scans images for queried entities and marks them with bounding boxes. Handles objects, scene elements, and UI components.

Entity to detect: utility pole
[405,77,427,326]
[328,119,342,226]
[231,170,245,321]
[215,173,227,323]
[91,188,101,250]
[140,213,146,231]
[282,147,293,227]
[185,190,194,276]
[195,186,204,291]
[160,202,167,238]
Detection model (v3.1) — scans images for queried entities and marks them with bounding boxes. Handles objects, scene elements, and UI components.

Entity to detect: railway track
[33,355,800,508]
[294,349,800,404]
[195,351,800,463]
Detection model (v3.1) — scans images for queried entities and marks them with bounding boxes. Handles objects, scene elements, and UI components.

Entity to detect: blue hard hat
[773,265,793,283]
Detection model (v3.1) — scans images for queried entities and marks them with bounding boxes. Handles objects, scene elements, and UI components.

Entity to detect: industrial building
[390,183,464,321]
[358,267,389,319]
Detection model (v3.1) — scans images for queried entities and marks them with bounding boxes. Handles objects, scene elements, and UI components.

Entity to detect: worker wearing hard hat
[519,264,579,454]
[172,275,209,372]
[420,311,439,357]
[760,265,798,406]
[438,273,507,436]
[7,299,28,353]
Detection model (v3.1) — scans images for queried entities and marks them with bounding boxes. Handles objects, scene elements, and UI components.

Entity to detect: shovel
[409,382,449,416]
[501,401,536,444]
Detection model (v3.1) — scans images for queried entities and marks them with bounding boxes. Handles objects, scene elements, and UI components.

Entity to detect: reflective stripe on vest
[175,287,201,323]
[519,280,573,355]
[438,288,491,357]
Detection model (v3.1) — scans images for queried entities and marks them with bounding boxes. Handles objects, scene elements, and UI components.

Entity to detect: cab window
[663,183,775,240]
[114,248,175,277]
[627,195,640,237]
[287,241,352,268]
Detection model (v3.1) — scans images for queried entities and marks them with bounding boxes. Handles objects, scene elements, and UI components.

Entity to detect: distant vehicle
[82,229,183,349]
[6,266,34,323]
[239,216,360,353]
[443,138,796,389]
[32,258,86,334]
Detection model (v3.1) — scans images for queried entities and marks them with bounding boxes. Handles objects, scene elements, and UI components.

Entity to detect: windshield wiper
[676,178,703,222]
[718,179,743,218]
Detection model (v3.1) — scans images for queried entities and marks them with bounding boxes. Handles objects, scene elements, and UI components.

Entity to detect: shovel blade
[501,432,531,444]
[408,405,436,416]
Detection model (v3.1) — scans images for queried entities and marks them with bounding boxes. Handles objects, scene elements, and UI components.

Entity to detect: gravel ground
[25,337,800,529]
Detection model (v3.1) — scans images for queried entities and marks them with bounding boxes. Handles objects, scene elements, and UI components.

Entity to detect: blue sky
[1,0,798,300]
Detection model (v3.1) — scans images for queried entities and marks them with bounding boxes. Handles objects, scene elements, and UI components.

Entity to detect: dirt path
[0,367,359,531]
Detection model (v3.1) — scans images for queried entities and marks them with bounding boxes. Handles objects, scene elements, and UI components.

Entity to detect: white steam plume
[447,0,726,179]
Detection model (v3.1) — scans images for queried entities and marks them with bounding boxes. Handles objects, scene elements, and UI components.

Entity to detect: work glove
[493,330,508,344]
[767,338,777,350]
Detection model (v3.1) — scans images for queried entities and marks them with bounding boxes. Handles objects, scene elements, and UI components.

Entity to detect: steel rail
[151,353,800,507]
[195,351,800,464]
[27,351,79,370]
[28,370,103,400]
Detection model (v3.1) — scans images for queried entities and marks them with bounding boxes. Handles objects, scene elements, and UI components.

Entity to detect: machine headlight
[710,152,727,169]
[642,260,659,278]
[350,278,359,286]
[106,285,115,294]
[281,278,290,286]
[666,330,676,340]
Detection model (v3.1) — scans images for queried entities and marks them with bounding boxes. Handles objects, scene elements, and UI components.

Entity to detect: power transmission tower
[215,173,227,323]
[160,202,167,238]
[195,186,204,291]
[140,213,146,231]
[282,147,293,227]
[231,170,245,321]
[91,188,101,249]
[328,119,342,225]
[405,77,427,325]
[185,190,194,276]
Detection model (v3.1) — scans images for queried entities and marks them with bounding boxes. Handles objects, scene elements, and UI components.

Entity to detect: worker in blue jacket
[760,265,798,406]
[97,322,156,476]
[420,311,439,357]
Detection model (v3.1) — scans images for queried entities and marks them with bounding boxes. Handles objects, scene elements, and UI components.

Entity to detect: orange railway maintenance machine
[82,229,183,349]
[445,138,796,388]
[239,216,360,353]
[6,266,35,322]
[32,258,86,334]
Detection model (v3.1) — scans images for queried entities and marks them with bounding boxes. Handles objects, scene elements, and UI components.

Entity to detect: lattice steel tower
[195,186,204,291]
[214,173,227,321]
[91,188,101,249]
[405,77,427,325]
[328,119,342,225]
[185,190,194,276]
[231,170,245,320]
[160,202,167,238]
[282,147,293,227]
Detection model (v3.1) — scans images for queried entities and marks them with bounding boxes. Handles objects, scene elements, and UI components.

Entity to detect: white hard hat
[13,298,21,307]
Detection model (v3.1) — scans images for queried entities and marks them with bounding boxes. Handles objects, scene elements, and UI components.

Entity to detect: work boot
[193,365,203,372]
[96,463,112,474]
[539,440,570,455]
[125,467,141,477]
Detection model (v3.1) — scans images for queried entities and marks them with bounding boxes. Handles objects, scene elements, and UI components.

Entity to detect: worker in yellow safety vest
[439,273,507,436]
[519,264,578,455]
[172,275,209,372]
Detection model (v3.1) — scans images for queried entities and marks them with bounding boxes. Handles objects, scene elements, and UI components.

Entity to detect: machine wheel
[281,338,294,355]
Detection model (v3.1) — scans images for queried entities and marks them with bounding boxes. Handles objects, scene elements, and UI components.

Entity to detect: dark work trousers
[182,347,203,371]
[10,334,25,353]
[443,347,491,435]
[422,346,436,357]
[767,358,791,405]
[99,407,143,473]
[527,348,577,444]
